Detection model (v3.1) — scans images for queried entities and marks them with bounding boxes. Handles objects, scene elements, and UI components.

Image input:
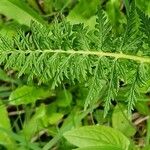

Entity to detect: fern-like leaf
[120,1,140,54]
[0,5,150,116]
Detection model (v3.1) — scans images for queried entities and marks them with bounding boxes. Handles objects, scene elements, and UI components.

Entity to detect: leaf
[136,0,150,16]
[0,68,16,83]
[0,21,20,38]
[67,0,99,28]
[0,100,16,149]
[41,102,64,126]
[64,125,130,150]
[120,1,139,53]
[116,86,150,102]
[0,5,150,117]
[0,102,11,130]
[0,0,45,26]
[127,64,147,113]
[48,113,64,125]
[137,7,150,47]
[95,7,112,50]
[106,0,125,33]
[123,0,130,16]
[27,0,42,13]
[22,104,46,140]
[75,145,122,150]
[84,58,105,110]
[112,104,136,137]
[56,90,72,107]
[9,85,51,105]
[135,102,150,115]
[104,60,119,116]
[42,0,53,13]
[68,0,99,19]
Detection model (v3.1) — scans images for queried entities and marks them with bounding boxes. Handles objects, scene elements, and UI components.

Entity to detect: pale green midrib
[1,49,150,63]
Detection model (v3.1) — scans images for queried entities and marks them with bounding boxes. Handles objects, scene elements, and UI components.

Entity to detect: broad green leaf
[64,125,130,150]
[0,101,16,149]
[0,0,45,26]
[75,145,122,150]
[9,85,51,105]
[56,90,72,107]
[112,104,136,137]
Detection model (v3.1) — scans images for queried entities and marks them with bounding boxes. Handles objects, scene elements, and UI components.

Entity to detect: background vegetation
[0,0,150,150]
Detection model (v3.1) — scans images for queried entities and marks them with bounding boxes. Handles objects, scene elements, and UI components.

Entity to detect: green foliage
[112,104,136,137]
[0,2,150,116]
[64,125,130,150]
[22,104,46,140]
[67,0,99,28]
[106,0,126,33]
[0,1,150,149]
[75,146,123,150]
[56,90,72,107]
[9,85,51,105]
[0,101,16,149]
[0,0,45,26]
[136,0,150,15]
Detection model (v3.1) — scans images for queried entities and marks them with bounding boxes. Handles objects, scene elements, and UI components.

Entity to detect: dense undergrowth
[0,0,150,150]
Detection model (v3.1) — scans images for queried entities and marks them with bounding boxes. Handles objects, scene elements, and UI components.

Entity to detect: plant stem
[2,49,150,64]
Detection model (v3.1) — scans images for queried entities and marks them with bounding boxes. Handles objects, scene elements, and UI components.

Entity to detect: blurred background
[0,0,150,36]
